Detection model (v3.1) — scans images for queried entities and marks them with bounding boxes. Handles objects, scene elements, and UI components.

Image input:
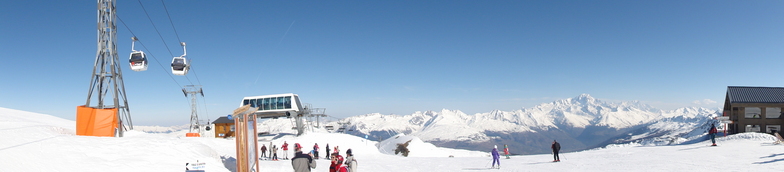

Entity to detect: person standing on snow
[551,140,561,162]
[709,124,718,146]
[344,149,357,172]
[313,143,320,159]
[326,144,331,159]
[491,145,500,169]
[269,142,274,159]
[272,144,279,161]
[503,144,510,159]
[282,141,290,160]
[291,143,317,172]
[260,144,267,159]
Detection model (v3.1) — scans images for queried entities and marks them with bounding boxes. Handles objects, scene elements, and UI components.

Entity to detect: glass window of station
[243,96,292,110]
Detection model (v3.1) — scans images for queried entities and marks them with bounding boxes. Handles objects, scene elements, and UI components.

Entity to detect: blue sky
[2,1,784,126]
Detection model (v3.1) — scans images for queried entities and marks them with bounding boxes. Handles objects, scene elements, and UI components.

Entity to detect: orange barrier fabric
[76,106,118,137]
[186,133,201,137]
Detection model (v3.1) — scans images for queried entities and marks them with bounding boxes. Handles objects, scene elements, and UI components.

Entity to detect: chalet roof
[212,116,234,124]
[727,86,784,103]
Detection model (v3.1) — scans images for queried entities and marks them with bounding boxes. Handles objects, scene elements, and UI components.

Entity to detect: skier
[334,146,340,155]
[503,144,510,159]
[491,145,500,169]
[551,140,561,162]
[344,149,357,172]
[283,141,290,160]
[272,144,279,161]
[709,124,718,146]
[269,142,274,159]
[313,143,320,159]
[326,144,331,159]
[291,143,317,172]
[260,144,267,160]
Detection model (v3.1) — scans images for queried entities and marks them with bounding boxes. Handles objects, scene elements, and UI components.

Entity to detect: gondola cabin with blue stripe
[241,93,304,118]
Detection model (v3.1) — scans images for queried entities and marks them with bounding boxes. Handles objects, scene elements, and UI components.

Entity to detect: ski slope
[0,107,782,171]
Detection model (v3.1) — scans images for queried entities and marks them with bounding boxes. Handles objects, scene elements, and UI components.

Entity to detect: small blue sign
[227,115,233,120]
[365,135,368,139]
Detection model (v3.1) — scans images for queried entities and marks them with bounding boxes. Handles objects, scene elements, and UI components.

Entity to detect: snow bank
[378,133,486,157]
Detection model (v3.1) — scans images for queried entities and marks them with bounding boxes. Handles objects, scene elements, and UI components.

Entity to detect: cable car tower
[80,0,132,137]
[183,85,204,136]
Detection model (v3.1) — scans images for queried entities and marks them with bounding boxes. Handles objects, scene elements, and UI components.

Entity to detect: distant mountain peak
[572,93,597,104]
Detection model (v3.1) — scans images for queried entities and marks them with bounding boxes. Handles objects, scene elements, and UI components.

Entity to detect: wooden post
[232,105,259,172]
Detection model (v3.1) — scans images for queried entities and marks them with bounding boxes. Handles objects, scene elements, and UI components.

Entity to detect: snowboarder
[709,124,718,146]
[283,141,290,160]
[272,144,279,161]
[291,143,317,172]
[313,143,320,159]
[551,140,561,162]
[344,149,357,172]
[261,144,267,159]
[491,145,500,169]
[503,144,510,159]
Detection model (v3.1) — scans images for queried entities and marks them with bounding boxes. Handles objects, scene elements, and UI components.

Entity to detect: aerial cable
[158,0,201,86]
[136,0,195,86]
[160,0,182,44]
[118,16,183,89]
[136,0,175,58]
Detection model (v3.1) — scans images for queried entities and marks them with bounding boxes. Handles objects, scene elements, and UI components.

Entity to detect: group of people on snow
[260,141,285,161]
[489,140,562,168]
[279,142,356,172]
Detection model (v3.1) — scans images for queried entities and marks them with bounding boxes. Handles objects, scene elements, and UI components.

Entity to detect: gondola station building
[724,86,784,135]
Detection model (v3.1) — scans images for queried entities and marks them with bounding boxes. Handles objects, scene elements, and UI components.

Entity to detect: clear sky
[2,1,784,126]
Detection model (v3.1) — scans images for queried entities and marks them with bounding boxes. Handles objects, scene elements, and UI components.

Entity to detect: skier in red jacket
[709,124,718,146]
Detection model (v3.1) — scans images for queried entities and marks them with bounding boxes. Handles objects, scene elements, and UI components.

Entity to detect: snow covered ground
[1,107,783,172]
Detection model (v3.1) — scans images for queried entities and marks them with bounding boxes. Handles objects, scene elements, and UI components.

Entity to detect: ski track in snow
[1,107,783,172]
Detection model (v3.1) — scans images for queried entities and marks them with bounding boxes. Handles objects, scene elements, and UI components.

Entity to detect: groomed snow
[1,107,782,171]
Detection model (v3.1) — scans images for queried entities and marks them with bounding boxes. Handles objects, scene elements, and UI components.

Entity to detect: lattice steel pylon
[83,0,133,137]
[182,85,204,134]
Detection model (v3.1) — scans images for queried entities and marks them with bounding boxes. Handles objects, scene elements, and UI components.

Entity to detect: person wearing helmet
[291,143,316,172]
[333,155,349,172]
[491,145,500,169]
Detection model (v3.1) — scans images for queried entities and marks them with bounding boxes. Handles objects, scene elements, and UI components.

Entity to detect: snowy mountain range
[326,94,721,154]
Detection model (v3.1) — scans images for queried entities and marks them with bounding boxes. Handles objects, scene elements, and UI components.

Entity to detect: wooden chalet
[724,86,784,134]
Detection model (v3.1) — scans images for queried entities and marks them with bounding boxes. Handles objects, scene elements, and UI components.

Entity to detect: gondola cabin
[129,51,148,71]
[171,57,189,75]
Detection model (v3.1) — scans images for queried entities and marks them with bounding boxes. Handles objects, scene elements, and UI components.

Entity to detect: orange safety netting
[76,106,118,137]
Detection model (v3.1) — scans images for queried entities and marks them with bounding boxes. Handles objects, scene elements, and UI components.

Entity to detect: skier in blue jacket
[491,145,500,169]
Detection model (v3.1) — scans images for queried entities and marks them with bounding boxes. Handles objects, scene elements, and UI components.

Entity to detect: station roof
[727,86,784,103]
[212,116,234,124]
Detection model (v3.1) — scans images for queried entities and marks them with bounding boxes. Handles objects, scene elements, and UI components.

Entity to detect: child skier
[503,144,510,159]
[491,145,500,169]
